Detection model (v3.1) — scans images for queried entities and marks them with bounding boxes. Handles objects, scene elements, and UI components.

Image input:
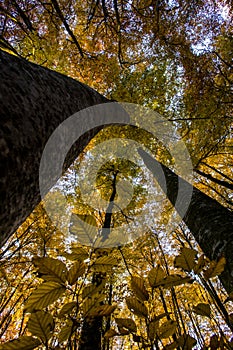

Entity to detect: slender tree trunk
[78,171,118,350]
[0,51,128,247]
[138,148,233,293]
[194,168,233,191]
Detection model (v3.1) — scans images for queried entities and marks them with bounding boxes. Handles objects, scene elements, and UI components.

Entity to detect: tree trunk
[0,50,128,247]
[78,171,118,350]
[138,148,233,293]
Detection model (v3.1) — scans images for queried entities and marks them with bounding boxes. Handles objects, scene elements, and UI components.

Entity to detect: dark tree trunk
[138,148,233,293]
[78,171,118,350]
[0,51,128,247]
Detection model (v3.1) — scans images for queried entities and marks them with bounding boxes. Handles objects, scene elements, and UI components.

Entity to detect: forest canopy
[0,0,233,349]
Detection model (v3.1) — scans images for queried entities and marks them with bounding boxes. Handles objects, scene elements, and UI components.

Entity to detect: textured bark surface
[0,51,128,247]
[139,148,233,293]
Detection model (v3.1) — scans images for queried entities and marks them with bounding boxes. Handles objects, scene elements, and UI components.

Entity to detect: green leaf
[27,311,54,341]
[193,303,211,317]
[0,336,41,350]
[204,257,226,279]
[67,261,86,285]
[148,265,166,287]
[24,282,66,312]
[158,320,177,339]
[130,276,149,301]
[69,213,98,245]
[32,257,68,283]
[126,297,148,318]
[58,302,76,318]
[174,247,197,272]
[115,318,137,333]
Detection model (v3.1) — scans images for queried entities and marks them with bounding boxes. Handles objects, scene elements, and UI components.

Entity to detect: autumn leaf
[104,329,118,339]
[58,320,74,343]
[24,282,66,312]
[204,257,226,279]
[174,247,197,272]
[153,274,193,288]
[148,319,159,341]
[58,302,77,318]
[148,265,166,287]
[130,276,149,301]
[90,304,117,317]
[27,311,54,341]
[69,213,98,245]
[177,334,197,349]
[67,261,86,285]
[115,318,137,333]
[82,294,106,316]
[157,320,177,339]
[126,297,148,318]
[0,336,41,350]
[91,255,118,272]
[193,254,207,274]
[193,303,211,317]
[82,281,106,299]
[32,256,68,283]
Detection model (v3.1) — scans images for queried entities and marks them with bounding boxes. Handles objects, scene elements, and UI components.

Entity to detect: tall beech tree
[0,50,129,247]
[138,148,233,293]
[0,51,233,291]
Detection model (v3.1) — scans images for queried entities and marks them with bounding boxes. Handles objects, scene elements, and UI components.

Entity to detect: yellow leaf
[82,281,105,299]
[58,302,76,318]
[0,336,41,350]
[27,311,54,341]
[193,254,207,274]
[204,257,226,279]
[82,294,106,316]
[158,320,177,339]
[104,329,118,339]
[148,265,166,287]
[24,282,66,312]
[209,334,219,350]
[67,261,86,285]
[177,334,197,349]
[91,256,118,272]
[90,304,117,317]
[126,297,148,318]
[154,274,193,288]
[193,303,211,317]
[148,319,159,341]
[131,276,149,301]
[115,318,137,333]
[174,247,197,272]
[69,213,98,245]
[32,257,68,283]
[58,320,74,343]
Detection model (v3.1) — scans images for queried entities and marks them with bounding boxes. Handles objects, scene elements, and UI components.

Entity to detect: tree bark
[0,51,128,247]
[78,170,118,350]
[138,148,233,293]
